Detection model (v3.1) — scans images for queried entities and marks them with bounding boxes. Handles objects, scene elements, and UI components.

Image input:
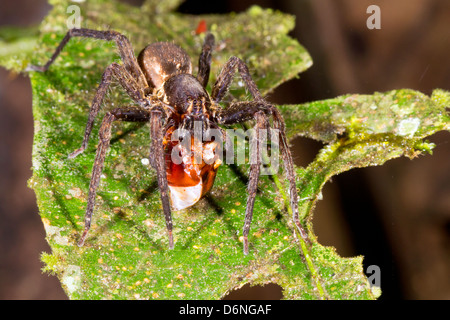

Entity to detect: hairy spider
[29,28,308,254]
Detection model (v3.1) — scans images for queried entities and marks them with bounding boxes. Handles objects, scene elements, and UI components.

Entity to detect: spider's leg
[69,62,143,158]
[78,106,150,246]
[242,111,268,255]
[149,109,174,249]
[197,33,215,88]
[271,107,308,240]
[211,57,307,252]
[211,56,262,103]
[27,28,147,88]
[214,100,270,125]
[215,101,308,253]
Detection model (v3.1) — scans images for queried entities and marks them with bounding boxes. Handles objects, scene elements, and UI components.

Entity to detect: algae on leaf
[2,0,449,300]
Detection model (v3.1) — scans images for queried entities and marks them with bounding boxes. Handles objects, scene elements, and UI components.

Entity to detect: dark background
[1,0,449,299]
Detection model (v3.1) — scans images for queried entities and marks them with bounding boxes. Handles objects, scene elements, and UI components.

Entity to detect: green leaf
[280,88,450,222]
[2,0,449,300]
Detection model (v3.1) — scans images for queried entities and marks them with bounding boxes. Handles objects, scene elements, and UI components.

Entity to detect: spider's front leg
[217,101,308,254]
[242,110,267,254]
[211,56,308,254]
[271,107,309,241]
[78,106,150,246]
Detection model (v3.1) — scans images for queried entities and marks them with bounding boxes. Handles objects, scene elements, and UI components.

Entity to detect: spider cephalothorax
[29,28,308,254]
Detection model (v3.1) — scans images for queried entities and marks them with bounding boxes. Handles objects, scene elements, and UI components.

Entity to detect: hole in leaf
[290,136,323,168]
[313,181,356,258]
[222,283,283,300]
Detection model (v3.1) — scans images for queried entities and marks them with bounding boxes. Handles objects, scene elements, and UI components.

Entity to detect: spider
[28,28,308,254]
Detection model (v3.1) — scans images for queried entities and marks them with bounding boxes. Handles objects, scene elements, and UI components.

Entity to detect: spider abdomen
[137,42,192,90]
